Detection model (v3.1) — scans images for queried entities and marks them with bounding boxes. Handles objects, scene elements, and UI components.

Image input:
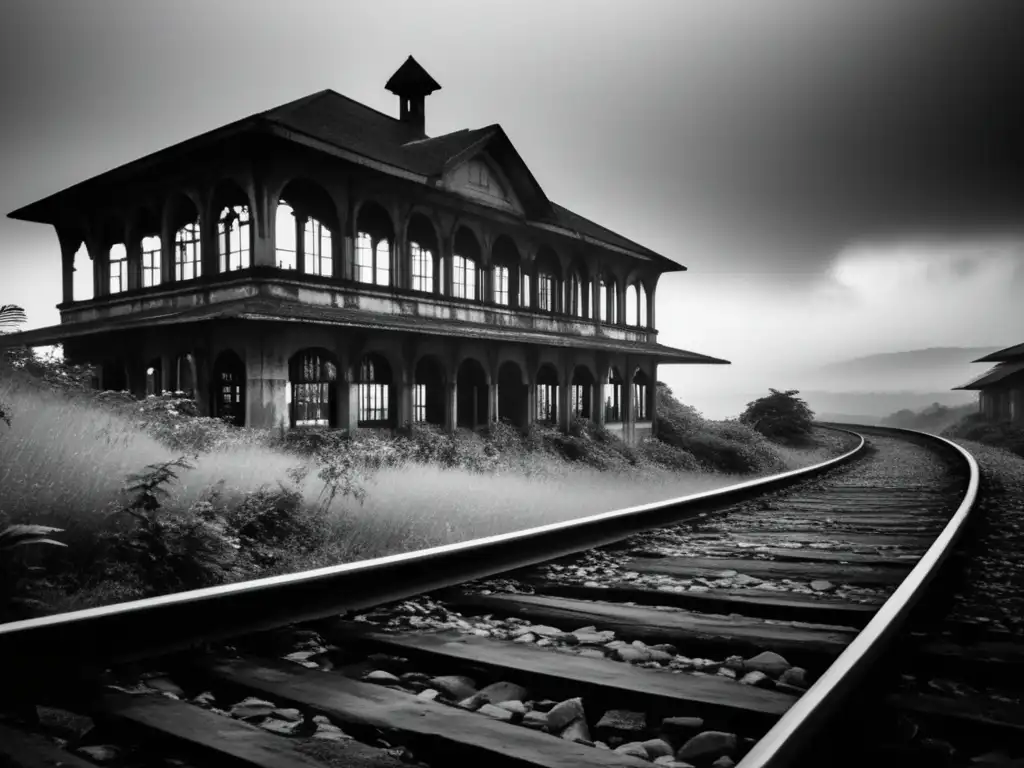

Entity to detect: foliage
[943,414,1024,459]
[739,388,816,441]
[882,402,977,434]
[101,456,237,594]
[656,383,788,474]
[0,522,67,622]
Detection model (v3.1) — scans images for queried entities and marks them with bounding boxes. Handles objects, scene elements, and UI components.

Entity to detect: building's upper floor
[7,57,688,348]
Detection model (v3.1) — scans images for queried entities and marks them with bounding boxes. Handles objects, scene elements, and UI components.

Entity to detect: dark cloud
[665,0,1024,262]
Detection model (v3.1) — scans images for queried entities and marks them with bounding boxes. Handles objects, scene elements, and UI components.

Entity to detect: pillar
[444,381,457,434]
[201,202,218,278]
[55,225,80,305]
[488,382,498,425]
[558,361,572,433]
[243,336,288,431]
[126,237,142,291]
[251,171,277,269]
[622,355,635,443]
[338,368,359,435]
[594,370,607,428]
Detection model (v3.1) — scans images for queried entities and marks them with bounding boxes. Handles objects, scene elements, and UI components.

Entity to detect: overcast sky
[2,0,1022,417]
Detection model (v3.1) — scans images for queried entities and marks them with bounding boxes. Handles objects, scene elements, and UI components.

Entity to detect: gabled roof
[973,342,1024,363]
[8,87,684,270]
[954,361,1024,390]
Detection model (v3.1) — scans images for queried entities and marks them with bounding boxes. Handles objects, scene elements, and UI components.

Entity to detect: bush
[739,389,815,442]
[943,414,1024,458]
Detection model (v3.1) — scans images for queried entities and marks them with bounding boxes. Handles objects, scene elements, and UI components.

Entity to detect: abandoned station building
[955,343,1024,424]
[5,57,727,441]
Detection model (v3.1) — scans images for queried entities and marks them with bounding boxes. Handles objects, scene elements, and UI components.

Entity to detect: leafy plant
[103,456,236,594]
[739,388,816,442]
[0,523,67,622]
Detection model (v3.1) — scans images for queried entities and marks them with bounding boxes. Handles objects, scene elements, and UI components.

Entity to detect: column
[338,367,359,435]
[444,381,457,434]
[251,173,277,268]
[56,226,79,304]
[488,382,498,425]
[126,236,142,291]
[649,362,659,436]
[200,204,218,278]
[558,361,572,433]
[594,369,607,428]
[622,355,635,443]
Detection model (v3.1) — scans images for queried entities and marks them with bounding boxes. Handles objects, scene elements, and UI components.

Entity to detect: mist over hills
[685,347,993,421]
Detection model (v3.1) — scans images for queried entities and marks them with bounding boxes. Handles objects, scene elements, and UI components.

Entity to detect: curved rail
[738,425,980,768]
[0,427,864,697]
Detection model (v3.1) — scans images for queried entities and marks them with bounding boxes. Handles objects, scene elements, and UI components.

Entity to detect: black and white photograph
[1,1,1023,766]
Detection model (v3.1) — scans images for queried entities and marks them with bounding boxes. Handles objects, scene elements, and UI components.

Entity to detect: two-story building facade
[3,56,728,441]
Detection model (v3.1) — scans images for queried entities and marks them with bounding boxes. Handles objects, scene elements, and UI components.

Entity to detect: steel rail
[0,427,864,698]
[737,426,980,768]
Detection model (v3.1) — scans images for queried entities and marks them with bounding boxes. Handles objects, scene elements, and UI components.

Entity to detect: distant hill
[803,346,1005,393]
[799,390,977,420]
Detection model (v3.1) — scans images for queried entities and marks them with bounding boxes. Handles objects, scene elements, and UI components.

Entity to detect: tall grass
[1,359,849,613]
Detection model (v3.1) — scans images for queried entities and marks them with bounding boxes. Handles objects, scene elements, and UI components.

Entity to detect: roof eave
[6,117,265,225]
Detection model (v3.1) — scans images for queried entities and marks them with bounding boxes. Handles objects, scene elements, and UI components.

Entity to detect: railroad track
[0,425,986,768]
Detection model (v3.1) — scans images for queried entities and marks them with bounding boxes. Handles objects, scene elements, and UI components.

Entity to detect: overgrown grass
[0,354,849,616]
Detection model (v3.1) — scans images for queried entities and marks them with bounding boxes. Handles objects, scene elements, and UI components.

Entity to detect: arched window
[142,235,161,287]
[72,242,92,301]
[608,279,619,324]
[521,273,532,309]
[219,205,251,272]
[355,234,390,286]
[639,284,648,328]
[537,270,555,311]
[275,202,298,270]
[571,273,585,318]
[358,354,392,425]
[626,283,639,327]
[109,244,127,294]
[175,221,202,281]
[289,349,337,427]
[452,255,477,300]
[493,264,510,306]
[304,216,332,277]
[410,241,433,293]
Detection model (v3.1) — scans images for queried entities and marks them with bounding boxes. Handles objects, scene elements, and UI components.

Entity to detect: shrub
[943,415,1024,458]
[100,457,237,595]
[0,523,67,622]
[739,389,815,441]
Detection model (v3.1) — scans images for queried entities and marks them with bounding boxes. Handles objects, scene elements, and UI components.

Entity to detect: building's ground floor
[977,386,1024,423]
[64,319,662,442]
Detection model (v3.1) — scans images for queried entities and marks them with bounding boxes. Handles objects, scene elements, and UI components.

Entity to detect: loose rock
[430,675,477,700]
[677,731,739,763]
[743,651,791,679]
[546,697,586,732]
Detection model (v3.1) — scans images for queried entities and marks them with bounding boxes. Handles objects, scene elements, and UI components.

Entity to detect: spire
[385,56,441,136]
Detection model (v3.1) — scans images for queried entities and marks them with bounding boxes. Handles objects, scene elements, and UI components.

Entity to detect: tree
[739,388,815,441]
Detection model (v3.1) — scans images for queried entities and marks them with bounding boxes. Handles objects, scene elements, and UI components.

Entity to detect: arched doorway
[456,358,488,429]
[571,365,595,419]
[414,355,446,426]
[213,350,246,426]
[497,360,527,429]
